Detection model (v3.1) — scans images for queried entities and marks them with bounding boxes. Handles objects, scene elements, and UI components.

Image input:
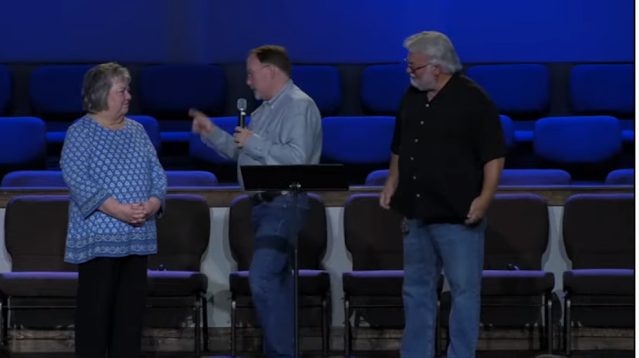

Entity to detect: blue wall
[0,0,633,63]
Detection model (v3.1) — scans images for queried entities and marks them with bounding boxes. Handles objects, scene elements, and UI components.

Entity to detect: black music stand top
[240,164,349,192]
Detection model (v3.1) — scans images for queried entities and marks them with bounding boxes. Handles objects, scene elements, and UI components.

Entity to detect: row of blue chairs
[366,168,634,186]
[0,63,634,144]
[0,115,633,167]
[1,168,634,188]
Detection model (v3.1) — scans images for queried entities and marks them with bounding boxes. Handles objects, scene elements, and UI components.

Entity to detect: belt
[250,191,287,205]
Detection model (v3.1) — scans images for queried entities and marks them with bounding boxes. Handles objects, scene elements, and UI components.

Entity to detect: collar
[264,80,294,109]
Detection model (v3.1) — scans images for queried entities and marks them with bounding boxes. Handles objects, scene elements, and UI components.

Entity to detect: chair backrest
[166,170,219,187]
[570,64,634,117]
[563,193,634,269]
[465,64,550,118]
[484,194,549,270]
[150,194,211,271]
[228,194,327,271]
[361,64,409,115]
[605,169,634,185]
[1,170,66,187]
[138,64,226,117]
[29,65,91,119]
[499,169,572,186]
[0,117,47,167]
[343,193,404,270]
[533,115,623,180]
[500,115,517,149]
[365,169,388,186]
[0,65,11,116]
[366,167,572,187]
[127,115,161,151]
[321,116,395,165]
[4,195,76,272]
[534,115,622,164]
[291,65,342,116]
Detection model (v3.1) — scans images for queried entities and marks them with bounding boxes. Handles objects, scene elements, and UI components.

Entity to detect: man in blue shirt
[191,45,322,358]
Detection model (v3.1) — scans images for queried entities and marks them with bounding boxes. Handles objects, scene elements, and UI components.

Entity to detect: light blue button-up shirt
[201,80,323,187]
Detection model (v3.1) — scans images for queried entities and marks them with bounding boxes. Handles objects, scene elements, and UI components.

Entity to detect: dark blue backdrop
[0,0,633,63]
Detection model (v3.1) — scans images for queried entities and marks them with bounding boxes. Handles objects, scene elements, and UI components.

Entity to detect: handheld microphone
[237,98,247,128]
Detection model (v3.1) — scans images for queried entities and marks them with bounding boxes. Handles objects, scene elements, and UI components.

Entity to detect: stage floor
[4,350,635,358]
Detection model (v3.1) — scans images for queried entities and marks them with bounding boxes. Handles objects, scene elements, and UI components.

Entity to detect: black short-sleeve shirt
[390,72,506,223]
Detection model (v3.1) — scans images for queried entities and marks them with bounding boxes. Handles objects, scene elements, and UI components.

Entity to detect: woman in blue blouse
[60,62,167,358]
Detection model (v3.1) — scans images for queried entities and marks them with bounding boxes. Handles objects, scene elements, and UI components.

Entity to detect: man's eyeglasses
[404,59,431,73]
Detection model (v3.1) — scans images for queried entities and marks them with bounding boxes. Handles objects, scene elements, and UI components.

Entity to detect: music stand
[240,164,349,358]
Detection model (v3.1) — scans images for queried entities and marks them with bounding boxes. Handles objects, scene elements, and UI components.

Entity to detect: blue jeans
[401,219,486,358]
[248,193,310,358]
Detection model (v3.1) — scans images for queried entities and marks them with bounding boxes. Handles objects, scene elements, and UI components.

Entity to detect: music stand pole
[289,181,301,358]
[239,164,349,358]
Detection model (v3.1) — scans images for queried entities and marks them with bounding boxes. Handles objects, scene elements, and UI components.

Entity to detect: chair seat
[563,268,634,296]
[230,270,329,296]
[0,271,78,298]
[147,270,208,297]
[481,270,555,296]
[0,270,207,298]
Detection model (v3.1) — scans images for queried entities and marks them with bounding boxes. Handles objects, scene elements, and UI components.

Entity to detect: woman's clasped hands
[116,198,161,226]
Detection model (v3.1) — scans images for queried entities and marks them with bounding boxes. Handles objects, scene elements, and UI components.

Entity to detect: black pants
[75,255,148,358]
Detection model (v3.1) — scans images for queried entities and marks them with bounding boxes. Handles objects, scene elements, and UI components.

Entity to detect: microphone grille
[237,98,247,111]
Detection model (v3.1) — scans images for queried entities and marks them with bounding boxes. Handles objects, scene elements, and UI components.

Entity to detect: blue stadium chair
[0,65,11,115]
[1,170,65,187]
[570,64,634,116]
[570,64,635,143]
[0,117,47,169]
[534,116,622,180]
[1,170,220,188]
[128,115,161,152]
[30,65,92,143]
[500,115,516,149]
[322,116,394,164]
[166,171,218,187]
[365,169,572,186]
[189,116,251,164]
[292,66,342,116]
[364,169,388,186]
[466,64,550,115]
[605,169,634,185]
[361,65,409,115]
[466,64,550,143]
[499,169,572,186]
[534,116,622,164]
[139,65,227,143]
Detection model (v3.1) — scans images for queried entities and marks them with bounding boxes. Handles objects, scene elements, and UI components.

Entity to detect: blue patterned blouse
[60,116,167,264]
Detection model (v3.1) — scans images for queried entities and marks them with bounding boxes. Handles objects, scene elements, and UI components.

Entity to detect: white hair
[403,31,463,74]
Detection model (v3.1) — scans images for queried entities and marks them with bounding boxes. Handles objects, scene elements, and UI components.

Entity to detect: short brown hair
[82,62,130,113]
[250,45,292,77]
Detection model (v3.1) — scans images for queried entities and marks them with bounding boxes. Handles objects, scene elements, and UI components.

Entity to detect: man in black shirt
[380,31,506,358]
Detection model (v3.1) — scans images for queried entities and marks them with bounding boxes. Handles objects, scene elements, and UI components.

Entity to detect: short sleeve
[475,94,507,164]
[390,94,407,155]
